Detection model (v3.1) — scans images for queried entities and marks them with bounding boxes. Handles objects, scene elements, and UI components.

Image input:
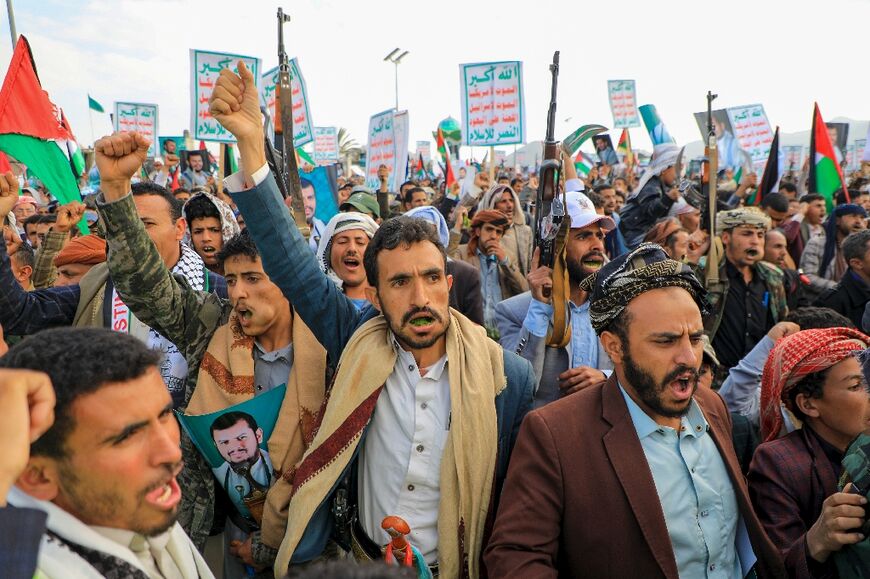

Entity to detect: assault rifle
[273,8,309,239]
[533,51,563,293]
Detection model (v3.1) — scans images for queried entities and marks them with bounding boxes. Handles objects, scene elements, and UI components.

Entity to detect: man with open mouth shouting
[486,243,786,579]
[315,211,379,311]
[2,327,214,579]
[182,188,241,277]
[704,207,788,374]
[209,61,535,578]
[92,131,330,577]
[497,190,617,408]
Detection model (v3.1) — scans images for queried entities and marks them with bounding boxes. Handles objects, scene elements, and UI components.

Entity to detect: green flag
[88,94,104,113]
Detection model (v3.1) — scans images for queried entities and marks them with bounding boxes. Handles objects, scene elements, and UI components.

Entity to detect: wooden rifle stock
[705,91,719,285]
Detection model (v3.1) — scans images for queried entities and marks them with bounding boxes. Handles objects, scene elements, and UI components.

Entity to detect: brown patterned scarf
[186,312,327,548]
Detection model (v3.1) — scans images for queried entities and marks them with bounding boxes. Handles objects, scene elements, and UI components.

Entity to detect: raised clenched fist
[95,132,150,185]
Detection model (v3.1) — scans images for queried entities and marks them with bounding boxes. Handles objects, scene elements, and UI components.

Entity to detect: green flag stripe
[0,134,87,233]
[815,155,841,212]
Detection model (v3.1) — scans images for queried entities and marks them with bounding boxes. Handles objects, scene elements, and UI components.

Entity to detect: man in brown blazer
[485,243,786,579]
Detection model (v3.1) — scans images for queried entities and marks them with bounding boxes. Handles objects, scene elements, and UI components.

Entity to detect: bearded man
[208,61,535,578]
[497,191,616,408]
[485,243,786,578]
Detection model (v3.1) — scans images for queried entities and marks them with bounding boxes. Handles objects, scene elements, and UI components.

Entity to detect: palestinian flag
[0,37,85,231]
[436,126,456,187]
[809,102,847,212]
[223,144,239,178]
[617,128,633,167]
[751,127,780,206]
[574,150,595,176]
[415,153,425,179]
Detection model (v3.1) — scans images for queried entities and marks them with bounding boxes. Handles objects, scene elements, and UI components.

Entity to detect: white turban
[316,212,379,287]
[631,144,681,198]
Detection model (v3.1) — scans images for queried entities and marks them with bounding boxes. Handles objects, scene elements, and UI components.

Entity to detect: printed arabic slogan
[607,80,640,129]
[365,109,409,191]
[190,49,261,143]
[726,104,775,173]
[113,102,159,157]
[260,58,314,148]
[459,61,525,147]
[313,126,339,165]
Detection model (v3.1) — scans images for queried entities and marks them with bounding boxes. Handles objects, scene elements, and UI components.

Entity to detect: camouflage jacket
[97,193,232,552]
[698,259,788,341]
[31,229,66,289]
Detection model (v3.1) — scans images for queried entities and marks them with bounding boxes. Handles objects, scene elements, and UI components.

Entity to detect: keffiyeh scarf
[760,327,869,442]
[111,243,207,405]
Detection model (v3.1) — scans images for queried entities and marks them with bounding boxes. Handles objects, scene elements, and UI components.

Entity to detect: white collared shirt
[358,338,450,564]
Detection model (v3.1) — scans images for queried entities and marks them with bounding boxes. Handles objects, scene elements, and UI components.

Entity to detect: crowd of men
[3,59,870,579]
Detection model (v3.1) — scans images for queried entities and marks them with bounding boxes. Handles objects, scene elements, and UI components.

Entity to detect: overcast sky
[4,0,870,157]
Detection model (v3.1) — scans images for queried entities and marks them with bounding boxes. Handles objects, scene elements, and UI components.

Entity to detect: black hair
[210,411,258,437]
[593,184,615,194]
[784,307,855,329]
[510,177,524,190]
[760,192,789,213]
[300,177,314,191]
[399,180,417,193]
[837,190,852,205]
[130,181,182,221]
[184,194,221,225]
[586,191,605,210]
[0,327,161,459]
[11,241,34,269]
[216,229,260,266]
[23,214,50,228]
[363,216,446,288]
[843,229,870,263]
[403,186,426,205]
[173,187,190,196]
[786,368,829,423]
[605,309,633,344]
[800,193,825,205]
[779,182,798,195]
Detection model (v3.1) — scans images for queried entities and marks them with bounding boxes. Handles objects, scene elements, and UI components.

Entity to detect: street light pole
[5,0,17,48]
[383,48,409,111]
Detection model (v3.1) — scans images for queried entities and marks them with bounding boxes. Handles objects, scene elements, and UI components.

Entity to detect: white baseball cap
[566,191,615,231]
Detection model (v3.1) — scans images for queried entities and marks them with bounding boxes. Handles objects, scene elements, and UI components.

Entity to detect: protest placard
[607,80,640,129]
[459,61,525,147]
[726,104,774,172]
[190,49,261,143]
[365,109,409,191]
[856,139,867,164]
[260,59,314,147]
[494,150,506,167]
[782,145,804,172]
[313,126,339,165]
[416,140,431,163]
[114,102,158,157]
[639,104,675,146]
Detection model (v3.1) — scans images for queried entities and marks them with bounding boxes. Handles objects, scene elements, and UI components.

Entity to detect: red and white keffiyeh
[760,327,869,442]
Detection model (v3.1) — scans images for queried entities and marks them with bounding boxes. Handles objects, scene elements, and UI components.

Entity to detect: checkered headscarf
[760,327,869,442]
[579,242,708,335]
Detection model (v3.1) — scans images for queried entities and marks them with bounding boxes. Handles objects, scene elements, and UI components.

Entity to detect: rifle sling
[546,217,572,349]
